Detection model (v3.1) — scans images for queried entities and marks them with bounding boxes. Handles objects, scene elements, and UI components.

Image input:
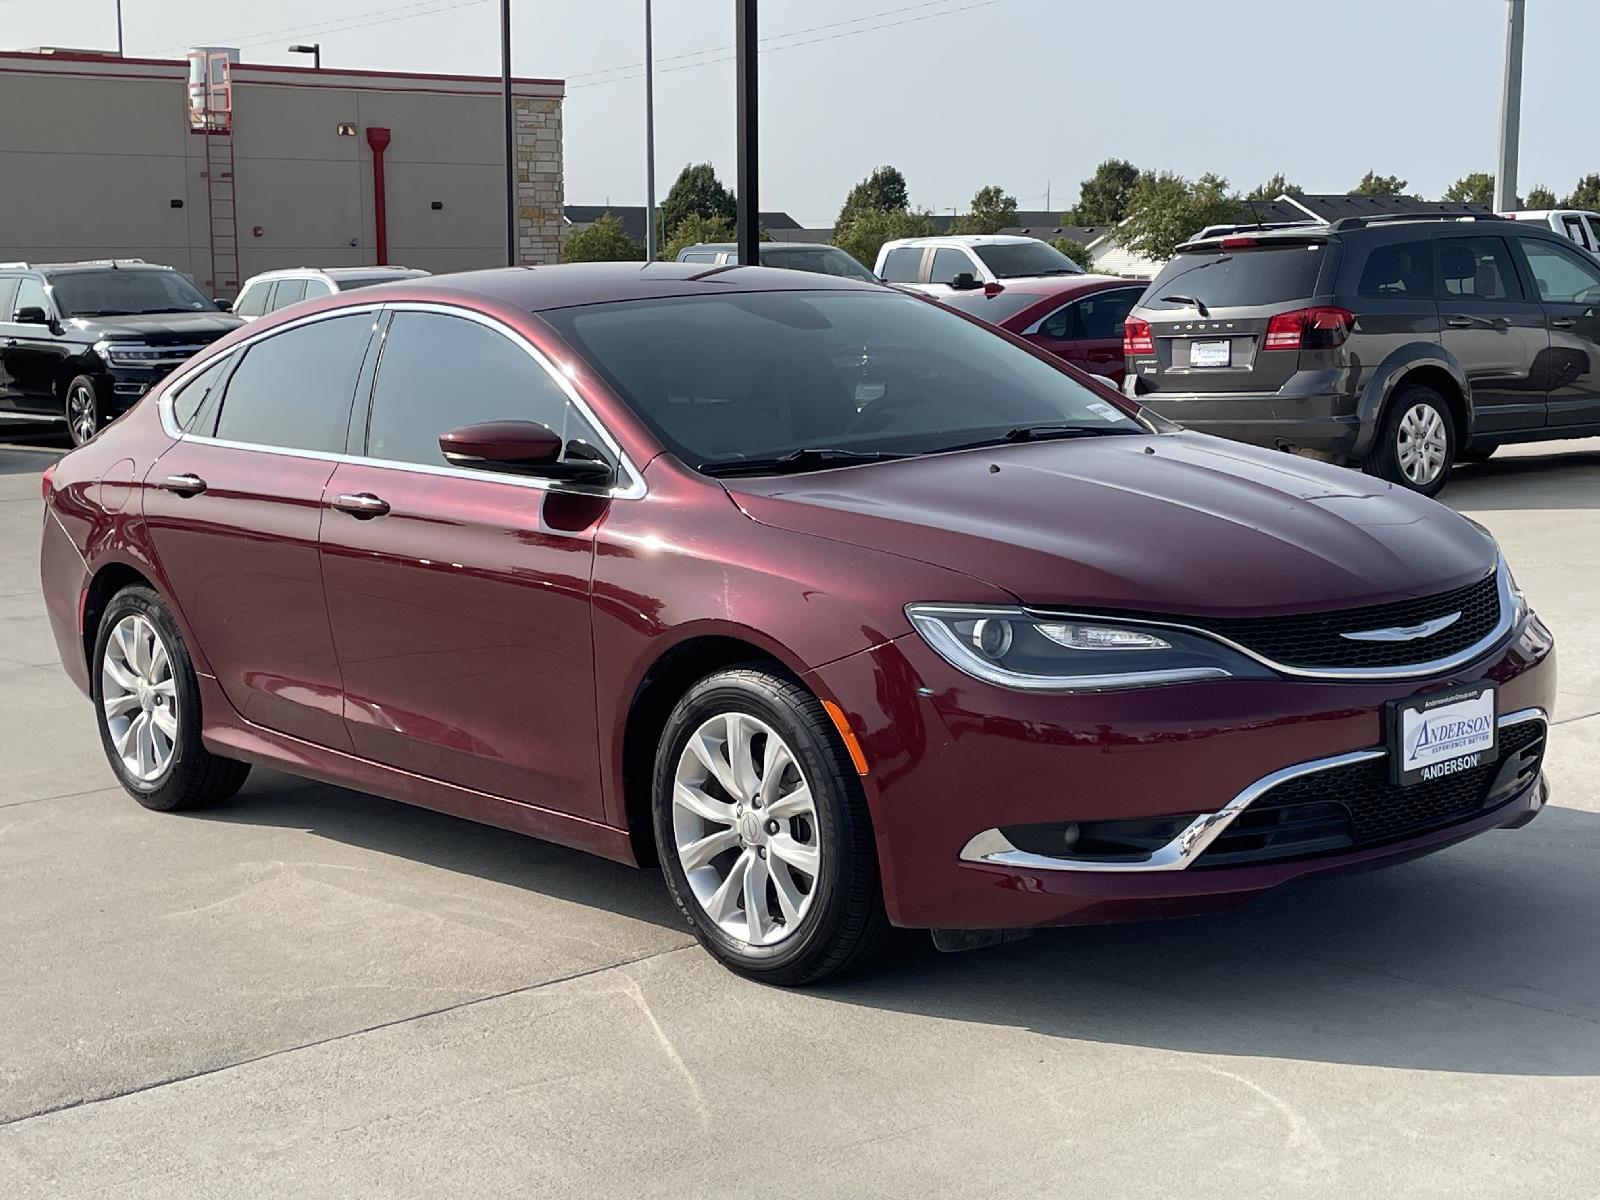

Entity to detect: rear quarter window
[1142,244,1327,311]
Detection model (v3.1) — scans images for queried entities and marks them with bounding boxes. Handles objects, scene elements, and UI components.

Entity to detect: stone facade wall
[514,97,563,266]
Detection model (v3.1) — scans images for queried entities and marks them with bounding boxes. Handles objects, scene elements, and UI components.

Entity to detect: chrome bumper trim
[958,706,1549,873]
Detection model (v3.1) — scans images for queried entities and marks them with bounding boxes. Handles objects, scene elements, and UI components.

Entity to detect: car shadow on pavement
[1449,446,1600,511]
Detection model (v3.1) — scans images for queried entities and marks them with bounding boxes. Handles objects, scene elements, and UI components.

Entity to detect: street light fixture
[288,43,322,70]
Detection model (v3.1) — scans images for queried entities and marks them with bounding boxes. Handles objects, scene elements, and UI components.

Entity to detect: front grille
[1195,719,1545,868]
[1188,571,1501,670]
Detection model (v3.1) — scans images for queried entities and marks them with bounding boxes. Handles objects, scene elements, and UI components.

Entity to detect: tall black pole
[502,0,516,266]
[735,0,758,265]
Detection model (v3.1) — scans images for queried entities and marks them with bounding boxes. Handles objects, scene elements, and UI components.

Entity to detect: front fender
[1353,343,1472,459]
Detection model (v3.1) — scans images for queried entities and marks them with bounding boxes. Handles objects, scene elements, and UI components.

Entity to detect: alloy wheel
[100,613,179,782]
[1396,403,1448,487]
[671,711,821,947]
[68,383,98,445]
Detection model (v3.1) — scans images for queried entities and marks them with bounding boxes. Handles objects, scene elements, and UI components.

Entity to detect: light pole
[115,1,124,56]
[734,0,758,265]
[501,0,516,266]
[1493,0,1525,212]
[644,0,657,262]
[287,43,322,70]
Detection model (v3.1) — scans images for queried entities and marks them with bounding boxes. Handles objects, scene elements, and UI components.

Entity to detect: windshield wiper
[698,447,910,477]
[1159,293,1209,315]
[76,309,136,316]
[943,424,1143,452]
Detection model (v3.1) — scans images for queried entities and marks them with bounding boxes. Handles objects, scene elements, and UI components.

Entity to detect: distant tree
[832,209,938,270]
[1353,171,1409,197]
[1565,174,1600,210]
[660,163,737,241]
[662,213,736,262]
[1069,158,1144,225]
[1444,172,1496,204]
[1117,172,1238,261]
[836,165,910,228]
[562,212,643,263]
[1524,184,1558,210]
[949,185,1018,235]
[1051,237,1092,271]
[1247,173,1302,200]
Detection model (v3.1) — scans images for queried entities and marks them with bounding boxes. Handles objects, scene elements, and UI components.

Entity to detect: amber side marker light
[821,700,870,776]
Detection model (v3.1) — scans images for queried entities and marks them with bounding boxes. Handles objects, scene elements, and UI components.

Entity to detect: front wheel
[653,668,890,985]
[1367,385,1456,497]
[65,375,103,448]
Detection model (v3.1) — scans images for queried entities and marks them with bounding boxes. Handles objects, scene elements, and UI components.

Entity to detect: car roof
[685,242,846,252]
[6,261,173,275]
[343,262,887,312]
[880,235,1043,249]
[243,266,427,283]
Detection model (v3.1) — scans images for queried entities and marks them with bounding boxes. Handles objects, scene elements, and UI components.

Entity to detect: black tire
[91,584,251,811]
[65,374,104,448]
[1458,443,1500,464]
[652,667,890,986]
[1366,384,1456,498]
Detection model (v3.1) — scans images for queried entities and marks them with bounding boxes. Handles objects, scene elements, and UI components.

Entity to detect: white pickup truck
[1505,209,1600,258]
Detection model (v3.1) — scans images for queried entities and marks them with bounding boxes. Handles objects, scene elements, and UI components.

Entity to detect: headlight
[905,604,1269,692]
[93,340,168,365]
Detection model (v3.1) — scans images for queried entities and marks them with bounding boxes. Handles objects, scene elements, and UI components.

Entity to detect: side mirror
[213,297,232,312]
[439,420,614,487]
[949,272,981,290]
[14,306,50,325]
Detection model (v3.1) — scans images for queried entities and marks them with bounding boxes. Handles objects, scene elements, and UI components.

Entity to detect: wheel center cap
[738,811,763,845]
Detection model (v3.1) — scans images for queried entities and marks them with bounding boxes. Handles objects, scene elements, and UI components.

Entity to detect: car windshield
[759,246,877,282]
[938,290,1048,324]
[539,290,1143,472]
[972,241,1083,279]
[49,269,216,316]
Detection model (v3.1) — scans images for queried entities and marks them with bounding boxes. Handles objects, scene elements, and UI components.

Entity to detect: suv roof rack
[1329,212,1506,232]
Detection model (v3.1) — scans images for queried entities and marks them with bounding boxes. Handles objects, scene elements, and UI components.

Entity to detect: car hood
[69,313,243,342]
[723,433,1497,617]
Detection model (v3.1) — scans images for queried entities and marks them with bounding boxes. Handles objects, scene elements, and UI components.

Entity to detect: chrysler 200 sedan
[39,263,1556,985]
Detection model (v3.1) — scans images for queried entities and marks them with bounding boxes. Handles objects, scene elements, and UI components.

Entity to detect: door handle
[158,473,207,496]
[1550,317,1576,329]
[332,492,390,518]
[1445,316,1474,328]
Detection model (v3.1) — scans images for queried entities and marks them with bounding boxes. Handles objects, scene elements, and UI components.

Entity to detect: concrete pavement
[1,435,1596,1199]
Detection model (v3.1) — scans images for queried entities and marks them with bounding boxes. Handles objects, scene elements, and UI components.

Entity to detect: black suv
[1123,215,1600,495]
[0,260,241,446]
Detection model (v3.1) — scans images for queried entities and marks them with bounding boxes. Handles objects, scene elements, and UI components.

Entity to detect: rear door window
[1074,288,1142,338]
[212,313,374,452]
[1141,244,1326,311]
[1356,239,1433,298]
[879,247,923,283]
[302,278,333,299]
[1561,214,1594,251]
[1435,237,1522,302]
[270,279,308,310]
[0,277,18,320]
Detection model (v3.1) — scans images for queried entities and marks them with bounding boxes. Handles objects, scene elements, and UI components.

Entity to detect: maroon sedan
[938,275,1147,383]
[39,264,1555,985]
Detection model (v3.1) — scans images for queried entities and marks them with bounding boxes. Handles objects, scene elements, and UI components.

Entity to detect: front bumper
[1133,387,1362,459]
[807,616,1556,930]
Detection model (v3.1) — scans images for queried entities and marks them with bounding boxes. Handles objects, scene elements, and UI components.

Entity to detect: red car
[39,264,1555,985]
[938,275,1147,383]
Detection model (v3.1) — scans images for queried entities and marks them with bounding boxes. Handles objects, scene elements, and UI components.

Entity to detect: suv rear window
[1142,243,1326,311]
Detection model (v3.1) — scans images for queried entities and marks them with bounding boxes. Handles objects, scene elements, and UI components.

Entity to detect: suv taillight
[1263,306,1356,351]
[1123,316,1154,356]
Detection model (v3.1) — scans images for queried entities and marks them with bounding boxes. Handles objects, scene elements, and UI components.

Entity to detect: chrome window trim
[158,300,648,500]
[959,707,1549,874]
[1023,561,1518,682]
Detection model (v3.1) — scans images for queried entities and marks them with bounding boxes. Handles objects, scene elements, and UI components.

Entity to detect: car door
[1033,287,1141,382]
[143,309,379,749]
[317,307,616,819]
[0,275,21,411]
[1435,234,1550,434]
[1513,234,1600,429]
[4,276,72,415]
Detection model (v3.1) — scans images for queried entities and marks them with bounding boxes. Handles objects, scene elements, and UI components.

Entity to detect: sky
[5,0,1597,227]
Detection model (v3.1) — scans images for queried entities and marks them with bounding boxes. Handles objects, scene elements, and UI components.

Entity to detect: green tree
[1353,171,1409,197]
[1051,238,1092,270]
[949,185,1018,235]
[662,213,736,261]
[1247,173,1302,200]
[562,212,644,263]
[1565,174,1600,209]
[1117,172,1238,261]
[1443,172,1495,204]
[832,209,937,271]
[1525,184,1558,209]
[1069,158,1143,225]
[660,163,737,241]
[836,165,910,228]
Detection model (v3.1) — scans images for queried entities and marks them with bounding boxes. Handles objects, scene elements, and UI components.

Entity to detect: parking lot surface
[1,434,1597,1199]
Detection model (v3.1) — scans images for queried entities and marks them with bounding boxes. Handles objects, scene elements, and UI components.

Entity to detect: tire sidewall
[66,374,102,448]
[91,586,204,807]
[652,673,858,977]
[1374,386,1455,497]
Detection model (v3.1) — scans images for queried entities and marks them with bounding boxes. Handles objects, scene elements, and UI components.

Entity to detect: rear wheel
[1367,385,1455,497]
[65,375,103,447]
[653,667,890,985]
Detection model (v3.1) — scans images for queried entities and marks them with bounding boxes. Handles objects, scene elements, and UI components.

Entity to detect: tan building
[0,48,564,295]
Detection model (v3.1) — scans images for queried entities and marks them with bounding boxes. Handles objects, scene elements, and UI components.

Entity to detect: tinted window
[1143,244,1326,310]
[214,313,372,452]
[932,248,977,284]
[365,312,586,468]
[14,277,49,318]
[171,354,232,429]
[940,291,1047,325]
[269,279,308,310]
[1519,238,1600,304]
[760,246,876,281]
[540,290,1142,470]
[302,279,333,299]
[1357,239,1432,298]
[1561,215,1594,251]
[880,247,923,283]
[1075,288,1141,339]
[1436,237,1521,302]
[49,269,213,317]
[972,241,1082,280]
[0,277,18,319]
[679,250,719,264]
[233,281,269,317]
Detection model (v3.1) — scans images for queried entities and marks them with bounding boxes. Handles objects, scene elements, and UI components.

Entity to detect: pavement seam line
[1552,708,1600,727]
[0,942,697,1130]
[0,784,123,810]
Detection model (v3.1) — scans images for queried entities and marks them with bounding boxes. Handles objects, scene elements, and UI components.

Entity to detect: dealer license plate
[1189,340,1231,367]
[1388,684,1498,787]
